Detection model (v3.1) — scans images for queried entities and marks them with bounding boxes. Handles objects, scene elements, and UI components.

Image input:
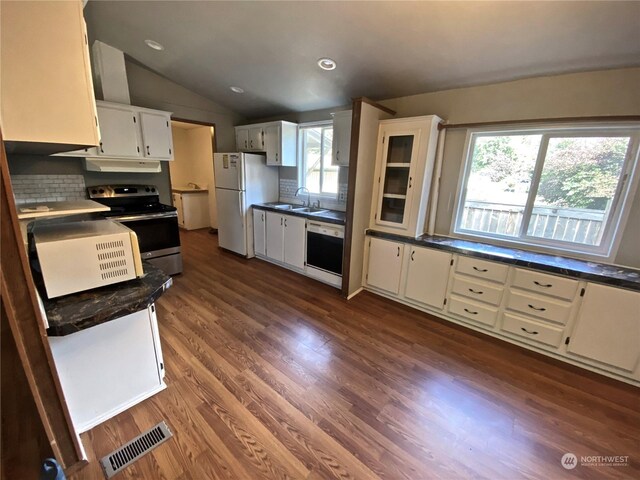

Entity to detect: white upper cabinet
[248,126,264,151]
[57,101,174,161]
[140,111,173,159]
[332,110,352,167]
[96,103,139,157]
[235,121,298,166]
[370,115,442,236]
[404,246,452,310]
[236,128,249,151]
[1,0,100,153]
[366,237,404,295]
[567,284,640,374]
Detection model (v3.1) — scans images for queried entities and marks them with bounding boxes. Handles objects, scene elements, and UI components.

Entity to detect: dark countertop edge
[45,275,172,337]
[252,203,346,225]
[366,229,640,292]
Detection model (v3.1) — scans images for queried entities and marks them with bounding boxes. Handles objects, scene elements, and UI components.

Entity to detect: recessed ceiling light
[144,39,164,51]
[317,57,337,71]
[230,86,245,94]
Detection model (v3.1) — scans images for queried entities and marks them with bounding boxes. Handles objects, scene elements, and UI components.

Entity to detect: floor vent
[100,421,173,478]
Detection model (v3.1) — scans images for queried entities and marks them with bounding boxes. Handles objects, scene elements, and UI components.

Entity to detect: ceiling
[85,1,640,119]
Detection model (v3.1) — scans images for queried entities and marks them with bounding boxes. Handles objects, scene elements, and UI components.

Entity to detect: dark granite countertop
[253,203,346,225]
[43,262,172,336]
[367,229,640,291]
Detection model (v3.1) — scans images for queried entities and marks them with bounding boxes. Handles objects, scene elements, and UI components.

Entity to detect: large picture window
[453,125,639,258]
[299,123,338,196]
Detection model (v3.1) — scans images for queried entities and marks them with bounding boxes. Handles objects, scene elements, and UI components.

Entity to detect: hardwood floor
[74,229,639,479]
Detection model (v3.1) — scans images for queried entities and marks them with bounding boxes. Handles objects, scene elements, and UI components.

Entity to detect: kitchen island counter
[43,262,172,336]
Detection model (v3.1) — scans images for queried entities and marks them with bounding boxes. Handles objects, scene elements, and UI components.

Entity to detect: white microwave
[32,220,144,298]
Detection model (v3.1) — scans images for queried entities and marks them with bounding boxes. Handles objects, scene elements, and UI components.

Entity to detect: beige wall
[378,67,640,268]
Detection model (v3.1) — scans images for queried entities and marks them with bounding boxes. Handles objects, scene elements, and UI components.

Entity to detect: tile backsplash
[11,174,87,205]
[279,178,348,211]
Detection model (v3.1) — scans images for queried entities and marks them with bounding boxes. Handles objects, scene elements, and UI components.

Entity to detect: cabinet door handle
[473,266,488,272]
[533,281,553,288]
[528,304,546,312]
[250,140,253,148]
[521,327,539,335]
[411,250,415,261]
[408,176,412,188]
[245,140,248,149]
[284,218,287,227]
[146,145,150,155]
[468,288,483,295]
[262,213,264,221]
[280,217,283,226]
[276,153,278,162]
[397,246,400,257]
[463,308,478,315]
[99,141,104,153]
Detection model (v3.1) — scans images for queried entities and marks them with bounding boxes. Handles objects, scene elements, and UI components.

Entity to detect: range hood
[85,158,161,174]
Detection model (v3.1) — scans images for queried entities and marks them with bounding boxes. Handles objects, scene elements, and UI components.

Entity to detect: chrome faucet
[294,186,310,207]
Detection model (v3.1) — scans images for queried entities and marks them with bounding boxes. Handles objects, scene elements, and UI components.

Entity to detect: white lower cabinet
[404,246,451,309]
[264,211,306,269]
[363,234,640,385]
[448,297,499,327]
[48,305,165,433]
[265,211,284,262]
[253,209,266,257]
[366,237,404,295]
[283,215,306,269]
[567,284,640,374]
[501,312,564,348]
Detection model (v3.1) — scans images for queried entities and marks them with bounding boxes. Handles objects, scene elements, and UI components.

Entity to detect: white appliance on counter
[214,152,278,256]
[32,220,144,298]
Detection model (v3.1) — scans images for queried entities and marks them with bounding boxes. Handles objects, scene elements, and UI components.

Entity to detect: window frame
[298,121,338,199]
[451,123,640,260]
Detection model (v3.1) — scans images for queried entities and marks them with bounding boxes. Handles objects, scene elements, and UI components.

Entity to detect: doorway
[169,120,217,231]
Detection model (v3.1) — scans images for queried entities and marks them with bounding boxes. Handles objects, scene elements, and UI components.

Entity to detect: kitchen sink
[291,207,329,214]
[271,204,294,210]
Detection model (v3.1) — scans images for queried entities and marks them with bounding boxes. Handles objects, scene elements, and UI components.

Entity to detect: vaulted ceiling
[85,1,640,119]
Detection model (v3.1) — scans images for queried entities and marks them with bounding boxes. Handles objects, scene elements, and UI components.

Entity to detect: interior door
[96,104,139,157]
[283,214,305,269]
[140,111,173,159]
[265,211,283,262]
[215,189,246,255]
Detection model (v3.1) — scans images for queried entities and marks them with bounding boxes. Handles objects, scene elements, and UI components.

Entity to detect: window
[453,125,640,258]
[299,123,338,196]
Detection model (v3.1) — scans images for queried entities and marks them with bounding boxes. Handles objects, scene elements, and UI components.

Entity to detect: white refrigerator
[214,152,279,256]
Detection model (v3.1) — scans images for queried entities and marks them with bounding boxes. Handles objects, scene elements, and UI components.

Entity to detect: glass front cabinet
[371,115,443,236]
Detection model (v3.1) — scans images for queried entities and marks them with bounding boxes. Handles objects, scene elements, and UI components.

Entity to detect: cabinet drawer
[501,313,564,348]
[455,256,508,284]
[450,275,503,306]
[448,296,498,327]
[506,290,572,325]
[511,268,578,300]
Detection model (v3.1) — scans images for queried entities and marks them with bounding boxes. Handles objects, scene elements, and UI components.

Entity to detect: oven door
[113,213,181,259]
[306,230,344,276]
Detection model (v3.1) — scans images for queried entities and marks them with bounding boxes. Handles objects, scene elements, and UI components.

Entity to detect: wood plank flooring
[74,229,639,479]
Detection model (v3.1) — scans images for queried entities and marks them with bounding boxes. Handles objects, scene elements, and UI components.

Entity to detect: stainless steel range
[88,185,183,275]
